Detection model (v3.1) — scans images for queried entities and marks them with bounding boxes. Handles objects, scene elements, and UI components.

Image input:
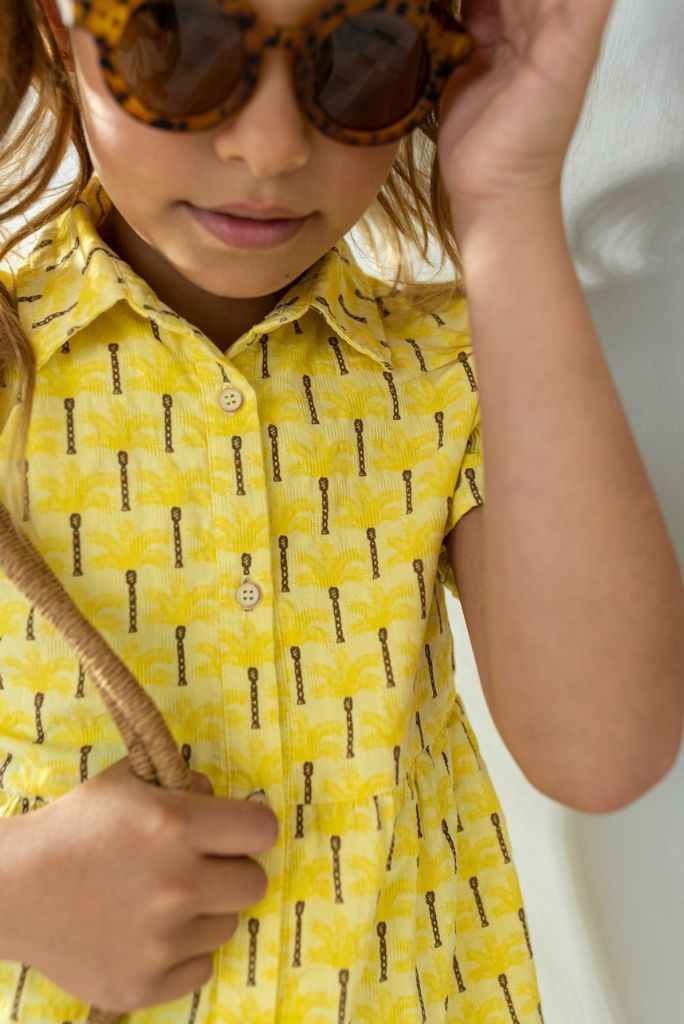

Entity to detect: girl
[0,0,682,1022]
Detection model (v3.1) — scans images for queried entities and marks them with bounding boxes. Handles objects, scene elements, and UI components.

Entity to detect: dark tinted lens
[118,0,244,117]
[315,12,431,130]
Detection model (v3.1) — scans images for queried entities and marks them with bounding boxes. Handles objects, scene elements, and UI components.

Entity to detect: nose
[213,47,314,176]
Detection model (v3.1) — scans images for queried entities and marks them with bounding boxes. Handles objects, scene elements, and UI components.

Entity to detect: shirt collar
[15,172,394,372]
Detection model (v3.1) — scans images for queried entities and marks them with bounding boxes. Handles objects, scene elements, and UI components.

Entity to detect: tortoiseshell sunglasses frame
[54,0,474,144]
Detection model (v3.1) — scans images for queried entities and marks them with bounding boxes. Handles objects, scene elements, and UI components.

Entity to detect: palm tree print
[0,173,544,1023]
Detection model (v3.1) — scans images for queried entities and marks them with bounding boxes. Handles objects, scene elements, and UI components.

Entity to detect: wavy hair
[0,0,466,514]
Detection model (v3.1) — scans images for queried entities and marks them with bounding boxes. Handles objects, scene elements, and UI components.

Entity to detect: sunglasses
[54,0,474,145]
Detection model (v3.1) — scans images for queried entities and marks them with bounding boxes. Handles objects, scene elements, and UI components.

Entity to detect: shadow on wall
[567,161,684,291]
[565,159,684,561]
[563,159,684,1024]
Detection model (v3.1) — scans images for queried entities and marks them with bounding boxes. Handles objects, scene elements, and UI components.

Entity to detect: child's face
[44,0,402,351]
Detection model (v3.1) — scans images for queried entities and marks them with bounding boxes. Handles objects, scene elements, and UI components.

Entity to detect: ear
[40,0,75,72]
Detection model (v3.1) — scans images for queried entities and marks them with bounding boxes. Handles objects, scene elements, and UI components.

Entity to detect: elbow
[524,747,681,815]
[495,674,684,816]
[587,721,683,814]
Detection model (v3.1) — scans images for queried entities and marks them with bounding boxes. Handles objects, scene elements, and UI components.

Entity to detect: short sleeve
[436,399,485,600]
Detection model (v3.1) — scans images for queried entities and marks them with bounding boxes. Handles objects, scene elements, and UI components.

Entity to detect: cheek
[76,81,187,191]
[334,146,402,208]
[72,28,179,177]
[80,102,173,177]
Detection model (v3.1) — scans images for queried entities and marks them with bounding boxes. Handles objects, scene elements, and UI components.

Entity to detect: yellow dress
[0,173,544,1023]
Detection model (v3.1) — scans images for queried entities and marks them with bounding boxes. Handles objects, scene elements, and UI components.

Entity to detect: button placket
[235,551,263,611]
[184,341,283,1021]
[236,577,263,611]
[218,385,245,412]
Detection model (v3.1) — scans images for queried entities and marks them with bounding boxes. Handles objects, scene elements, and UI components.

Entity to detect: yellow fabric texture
[0,174,543,1022]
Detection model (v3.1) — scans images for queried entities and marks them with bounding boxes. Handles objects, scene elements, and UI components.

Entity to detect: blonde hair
[0,0,466,514]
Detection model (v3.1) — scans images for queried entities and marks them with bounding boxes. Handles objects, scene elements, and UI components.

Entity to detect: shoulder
[374,280,479,419]
[378,274,469,329]
[377,276,473,367]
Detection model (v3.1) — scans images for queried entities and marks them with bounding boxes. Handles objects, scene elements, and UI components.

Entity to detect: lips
[200,202,306,220]
[187,203,310,249]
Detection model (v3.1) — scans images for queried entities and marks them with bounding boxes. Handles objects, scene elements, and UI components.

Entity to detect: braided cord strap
[0,500,193,1023]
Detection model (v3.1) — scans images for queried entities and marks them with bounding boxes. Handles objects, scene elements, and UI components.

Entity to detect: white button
[236,580,262,610]
[218,386,244,412]
[246,788,270,806]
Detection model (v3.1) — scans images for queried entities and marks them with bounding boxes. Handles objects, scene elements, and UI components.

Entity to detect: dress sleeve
[436,395,485,600]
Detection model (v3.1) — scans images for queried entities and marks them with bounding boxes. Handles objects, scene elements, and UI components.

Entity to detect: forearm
[457,198,684,811]
[0,813,34,962]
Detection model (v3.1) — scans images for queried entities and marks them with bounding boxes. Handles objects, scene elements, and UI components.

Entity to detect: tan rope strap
[0,500,193,1023]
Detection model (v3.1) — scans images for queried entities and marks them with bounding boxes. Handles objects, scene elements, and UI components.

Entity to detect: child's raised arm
[437,0,684,812]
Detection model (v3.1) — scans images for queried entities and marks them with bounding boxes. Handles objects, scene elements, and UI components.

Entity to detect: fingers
[190,772,214,795]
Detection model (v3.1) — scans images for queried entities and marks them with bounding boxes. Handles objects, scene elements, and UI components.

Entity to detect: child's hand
[437,0,616,231]
[8,756,279,1014]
